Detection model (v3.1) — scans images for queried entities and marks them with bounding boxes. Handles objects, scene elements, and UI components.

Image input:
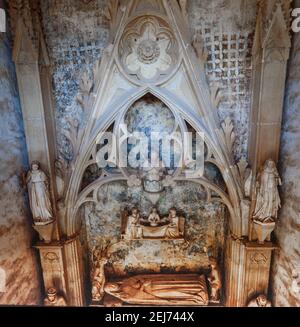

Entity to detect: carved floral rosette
[118,16,179,83]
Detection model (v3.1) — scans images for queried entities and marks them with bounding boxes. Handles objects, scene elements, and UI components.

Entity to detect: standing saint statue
[207,257,222,303]
[26,161,54,224]
[253,159,282,223]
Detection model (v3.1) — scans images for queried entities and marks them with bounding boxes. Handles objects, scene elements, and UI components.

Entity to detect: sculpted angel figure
[165,208,180,239]
[253,159,282,223]
[207,257,222,303]
[125,207,142,240]
[26,161,54,224]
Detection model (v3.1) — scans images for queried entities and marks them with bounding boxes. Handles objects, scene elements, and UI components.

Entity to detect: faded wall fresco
[0,11,41,304]
[81,180,226,278]
[271,10,300,307]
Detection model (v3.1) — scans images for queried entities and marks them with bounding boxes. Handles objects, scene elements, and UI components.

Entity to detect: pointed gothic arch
[63,2,245,239]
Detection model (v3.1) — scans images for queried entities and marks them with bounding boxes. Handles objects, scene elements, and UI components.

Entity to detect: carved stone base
[252,220,276,244]
[34,242,66,297]
[225,236,277,306]
[33,220,55,243]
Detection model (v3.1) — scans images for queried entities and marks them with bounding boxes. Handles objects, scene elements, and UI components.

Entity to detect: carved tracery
[118,16,179,83]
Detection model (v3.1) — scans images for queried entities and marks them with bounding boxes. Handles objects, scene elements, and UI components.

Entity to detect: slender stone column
[249,1,291,176]
[63,236,85,306]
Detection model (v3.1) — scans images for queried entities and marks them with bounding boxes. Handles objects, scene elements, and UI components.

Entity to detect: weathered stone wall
[188,0,257,158]
[0,6,41,305]
[272,6,300,307]
[82,181,226,277]
[40,0,110,161]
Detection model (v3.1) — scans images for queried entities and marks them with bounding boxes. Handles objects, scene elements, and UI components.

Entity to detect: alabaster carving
[148,207,161,227]
[91,245,109,302]
[253,159,282,223]
[124,207,142,240]
[44,288,67,306]
[252,159,281,243]
[165,208,181,239]
[207,257,222,303]
[123,207,185,240]
[119,16,178,82]
[104,274,209,306]
[26,161,54,225]
[247,294,271,307]
[250,252,268,265]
